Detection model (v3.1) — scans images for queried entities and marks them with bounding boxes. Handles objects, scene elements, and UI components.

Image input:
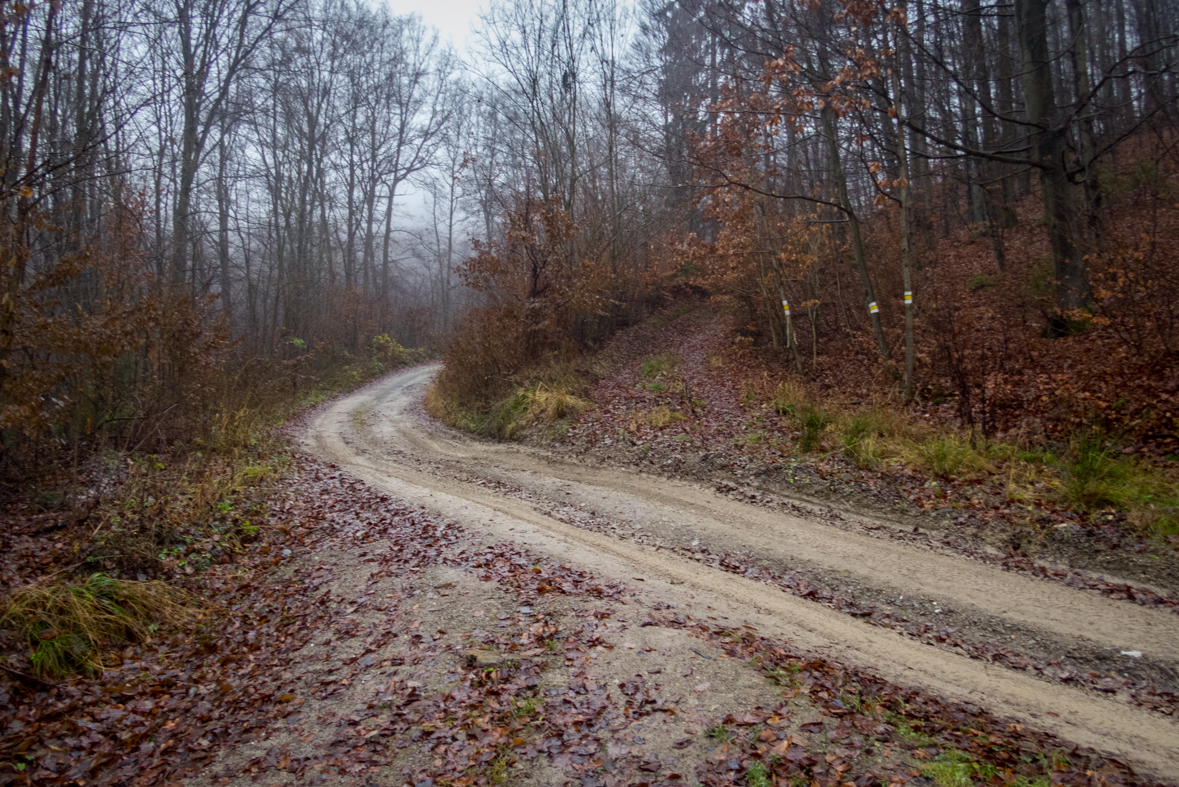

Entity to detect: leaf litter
[0,455,1170,786]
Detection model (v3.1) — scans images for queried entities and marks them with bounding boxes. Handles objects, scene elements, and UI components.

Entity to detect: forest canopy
[0,0,1176,466]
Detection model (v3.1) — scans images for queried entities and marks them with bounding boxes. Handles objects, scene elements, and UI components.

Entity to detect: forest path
[302,365,1179,781]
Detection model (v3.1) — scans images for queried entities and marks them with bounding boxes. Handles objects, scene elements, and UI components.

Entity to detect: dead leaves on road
[0,457,1164,787]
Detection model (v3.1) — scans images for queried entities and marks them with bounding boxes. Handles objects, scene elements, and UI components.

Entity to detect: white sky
[377,0,489,224]
[381,0,488,53]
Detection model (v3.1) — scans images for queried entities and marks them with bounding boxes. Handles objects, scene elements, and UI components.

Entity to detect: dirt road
[302,365,1179,780]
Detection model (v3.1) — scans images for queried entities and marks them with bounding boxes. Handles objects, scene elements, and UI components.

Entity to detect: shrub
[372,333,412,365]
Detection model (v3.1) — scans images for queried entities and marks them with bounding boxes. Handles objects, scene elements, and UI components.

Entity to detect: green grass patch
[641,354,681,379]
[907,435,993,479]
[921,750,996,787]
[1058,431,1140,509]
[887,714,937,748]
[745,760,771,787]
[771,382,834,453]
[840,408,902,467]
[1053,431,1179,537]
[967,274,996,292]
[513,695,543,719]
[707,723,736,741]
[2,573,193,678]
[1011,778,1052,787]
[767,381,1178,537]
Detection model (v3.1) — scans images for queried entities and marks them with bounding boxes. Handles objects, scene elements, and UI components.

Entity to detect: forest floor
[300,365,1177,783]
[544,305,1179,592]
[3,353,1178,786]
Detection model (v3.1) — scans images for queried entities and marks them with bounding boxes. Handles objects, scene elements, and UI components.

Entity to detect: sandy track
[302,365,1179,781]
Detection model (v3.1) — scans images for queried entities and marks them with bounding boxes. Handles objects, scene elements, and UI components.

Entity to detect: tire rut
[301,366,1179,781]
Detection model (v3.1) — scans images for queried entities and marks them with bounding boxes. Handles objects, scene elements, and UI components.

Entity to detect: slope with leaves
[553,303,1178,586]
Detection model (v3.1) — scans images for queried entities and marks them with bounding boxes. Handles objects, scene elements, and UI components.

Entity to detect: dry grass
[3,573,195,677]
[640,354,681,379]
[530,385,589,422]
[903,435,995,479]
[838,405,924,468]
[1001,460,1060,504]
[627,406,686,431]
[429,357,592,440]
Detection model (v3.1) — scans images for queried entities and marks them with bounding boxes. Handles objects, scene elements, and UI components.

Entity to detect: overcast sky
[382,0,488,52]
[375,0,488,225]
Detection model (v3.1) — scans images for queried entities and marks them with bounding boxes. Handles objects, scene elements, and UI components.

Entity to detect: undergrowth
[2,334,422,677]
[640,354,681,379]
[202,334,425,448]
[427,360,591,440]
[2,573,192,677]
[764,380,1178,542]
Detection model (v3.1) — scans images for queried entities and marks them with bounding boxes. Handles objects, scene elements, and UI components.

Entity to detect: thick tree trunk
[1066,0,1105,251]
[995,9,1021,213]
[1016,0,1088,322]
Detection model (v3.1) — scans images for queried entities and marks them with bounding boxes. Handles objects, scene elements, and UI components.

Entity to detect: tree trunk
[822,108,891,363]
[891,22,917,400]
[1016,0,1088,322]
[1066,0,1105,251]
[217,132,233,327]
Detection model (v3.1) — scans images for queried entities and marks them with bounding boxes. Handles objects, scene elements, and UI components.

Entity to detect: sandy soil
[300,365,1179,781]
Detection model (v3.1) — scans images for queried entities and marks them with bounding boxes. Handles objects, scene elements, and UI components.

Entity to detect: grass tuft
[798,408,831,452]
[771,382,833,452]
[1058,431,1137,509]
[840,408,906,467]
[907,435,993,479]
[1052,431,1178,537]
[2,573,193,677]
[640,354,681,379]
[441,361,592,441]
[745,760,771,787]
[921,750,996,787]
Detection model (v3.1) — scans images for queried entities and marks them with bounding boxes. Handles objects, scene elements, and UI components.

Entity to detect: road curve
[301,365,1179,781]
